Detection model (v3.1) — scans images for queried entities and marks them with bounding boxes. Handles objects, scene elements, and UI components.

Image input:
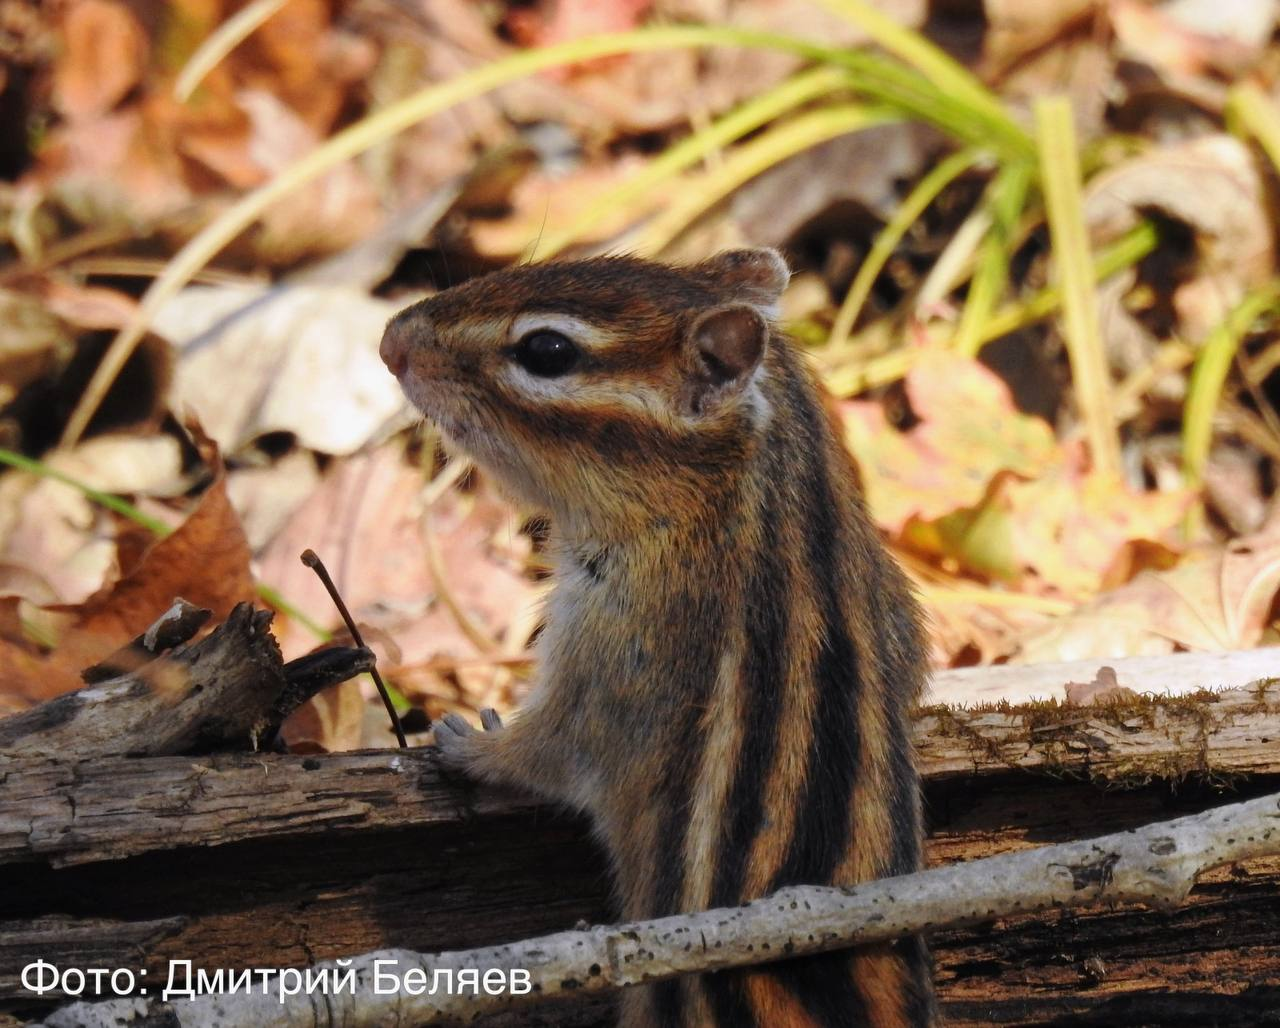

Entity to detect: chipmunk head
[381,248,789,531]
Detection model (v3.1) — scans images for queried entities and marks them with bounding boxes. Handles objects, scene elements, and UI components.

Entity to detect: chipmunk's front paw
[432,709,504,775]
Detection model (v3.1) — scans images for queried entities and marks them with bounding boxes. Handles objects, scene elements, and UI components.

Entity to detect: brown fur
[381,249,935,1027]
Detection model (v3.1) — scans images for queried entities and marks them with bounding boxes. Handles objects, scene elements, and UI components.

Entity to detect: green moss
[915,681,1280,790]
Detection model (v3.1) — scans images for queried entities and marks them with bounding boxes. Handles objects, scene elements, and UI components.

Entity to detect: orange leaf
[841,351,1057,534]
[53,0,148,120]
[0,429,255,705]
[1015,513,1280,662]
[56,433,254,670]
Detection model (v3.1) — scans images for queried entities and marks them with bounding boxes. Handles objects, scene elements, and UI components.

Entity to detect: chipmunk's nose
[380,309,428,378]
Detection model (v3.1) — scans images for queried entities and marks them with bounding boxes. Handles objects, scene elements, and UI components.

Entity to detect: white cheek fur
[501,365,587,402]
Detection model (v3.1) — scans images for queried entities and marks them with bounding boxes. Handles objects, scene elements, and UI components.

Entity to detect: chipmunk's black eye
[513,330,580,377]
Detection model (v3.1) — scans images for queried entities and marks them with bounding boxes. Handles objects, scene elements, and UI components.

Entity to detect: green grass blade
[1035,96,1121,477]
[828,146,984,347]
[0,448,173,537]
[822,221,1159,396]
[0,447,331,639]
[1228,82,1280,175]
[1182,283,1280,489]
[977,221,1158,345]
[824,49,1025,153]
[814,0,1030,155]
[633,104,890,255]
[535,65,850,259]
[953,158,1033,357]
[63,22,1034,447]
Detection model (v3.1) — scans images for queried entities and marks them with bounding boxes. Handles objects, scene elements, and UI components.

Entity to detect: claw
[441,712,477,736]
[432,714,480,775]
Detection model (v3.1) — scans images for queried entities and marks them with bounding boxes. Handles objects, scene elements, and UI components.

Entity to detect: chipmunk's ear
[695,247,790,307]
[684,305,768,412]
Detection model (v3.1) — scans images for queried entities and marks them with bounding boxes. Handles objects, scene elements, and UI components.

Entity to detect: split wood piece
[79,600,214,685]
[0,601,373,759]
[37,791,1280,1028]
[0,749,542,868]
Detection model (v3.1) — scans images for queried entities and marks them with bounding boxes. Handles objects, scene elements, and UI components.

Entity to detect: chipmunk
[380,248,934,1027]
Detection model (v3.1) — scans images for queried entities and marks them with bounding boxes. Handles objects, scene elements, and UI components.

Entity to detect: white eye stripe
[511,313,611,350]
[499,366,672,416]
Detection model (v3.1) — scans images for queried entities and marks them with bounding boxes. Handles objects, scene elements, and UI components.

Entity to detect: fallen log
[916,678,1280,780]
[3,680,1275,871]
[36,790,1280,1027]
[3,729,1280,1020]
[3,629,1279,1024]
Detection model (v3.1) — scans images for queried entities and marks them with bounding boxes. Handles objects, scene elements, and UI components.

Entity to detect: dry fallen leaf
[226,449,323,550]
[1013,511,1280,664]
[35,0,377,246]
[252,443,437,659]
[843,352,1191,595]
[467,157,659,258]
[254,443,539,671]
[235,89,381,261]
[731,125,936,250]
[0,427,254,704]
[1085,135,1274,341]
[151,282,412,455]
[0,464,118,608]
[842,351,1058,534]
[51,429,256,675]
[1112,0,1277,78]
[982,0,1095,77]
[53,433,187,497]
[1002,460,1192,596]
[506,0,654,77]
[52,0,148,121]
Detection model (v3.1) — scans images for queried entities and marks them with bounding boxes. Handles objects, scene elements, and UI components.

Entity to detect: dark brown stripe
[652,979,684,1027]
[867,554,925,879]
[413,255,723,341]
[651,574,736,1025]
[708,470,789,909]
[775,951,866,1028]
[771,387,861,891]
[507,400,750,476]
[889,736,921,877]
[898,935,937,1026]
[707,972,759,1027]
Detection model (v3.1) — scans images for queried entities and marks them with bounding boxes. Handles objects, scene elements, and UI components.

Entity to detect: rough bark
[3,681,1275,870]
[4,766,1280,1021]
[916,678,1280,781]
